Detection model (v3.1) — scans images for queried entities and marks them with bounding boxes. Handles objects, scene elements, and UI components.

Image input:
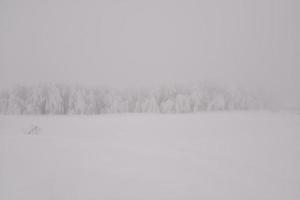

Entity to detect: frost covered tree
[7,86,29,114]
[207,95,225,110]
[175,94,191,113]
[142,96,160,113]
[25,86,46,114]
[160,99,175,113]
[85,90,97,114]
[45,85,64,114]
[0,83,269,114]
[0,91,9,114]
[68,88,87,114]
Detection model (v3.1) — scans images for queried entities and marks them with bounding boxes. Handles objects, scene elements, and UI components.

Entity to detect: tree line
[0,83,269,114]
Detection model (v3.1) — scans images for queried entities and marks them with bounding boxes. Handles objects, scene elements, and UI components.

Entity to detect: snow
[0,112,300,200]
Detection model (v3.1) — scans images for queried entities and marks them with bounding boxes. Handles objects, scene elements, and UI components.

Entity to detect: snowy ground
[0,112,300,200]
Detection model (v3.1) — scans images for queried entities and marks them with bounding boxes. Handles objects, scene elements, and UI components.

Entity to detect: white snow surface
[0,112,300,200]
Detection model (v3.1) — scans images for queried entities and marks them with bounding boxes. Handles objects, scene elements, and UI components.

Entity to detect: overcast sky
[0,0,299,107]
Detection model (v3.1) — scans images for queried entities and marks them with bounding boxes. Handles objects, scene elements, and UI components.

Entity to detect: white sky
[0,0,299,107]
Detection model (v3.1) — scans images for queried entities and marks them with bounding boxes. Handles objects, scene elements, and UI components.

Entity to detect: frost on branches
[0,83,269,115]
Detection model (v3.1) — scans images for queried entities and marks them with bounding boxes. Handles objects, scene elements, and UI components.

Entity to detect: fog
[0,0,299,108]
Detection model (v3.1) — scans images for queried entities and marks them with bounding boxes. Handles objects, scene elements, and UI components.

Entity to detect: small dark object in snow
[25,125,41,135]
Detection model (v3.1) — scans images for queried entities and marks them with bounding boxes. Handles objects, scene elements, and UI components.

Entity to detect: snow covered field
[0,112,300,200]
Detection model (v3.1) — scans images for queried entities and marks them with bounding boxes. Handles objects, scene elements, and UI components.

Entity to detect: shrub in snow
[25,125,41,135]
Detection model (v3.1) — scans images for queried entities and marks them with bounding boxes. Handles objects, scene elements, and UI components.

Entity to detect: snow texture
[0,112,300,200]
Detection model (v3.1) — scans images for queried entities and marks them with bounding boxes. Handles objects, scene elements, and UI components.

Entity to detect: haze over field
[1,1,300,199]
[1,0,300,108]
